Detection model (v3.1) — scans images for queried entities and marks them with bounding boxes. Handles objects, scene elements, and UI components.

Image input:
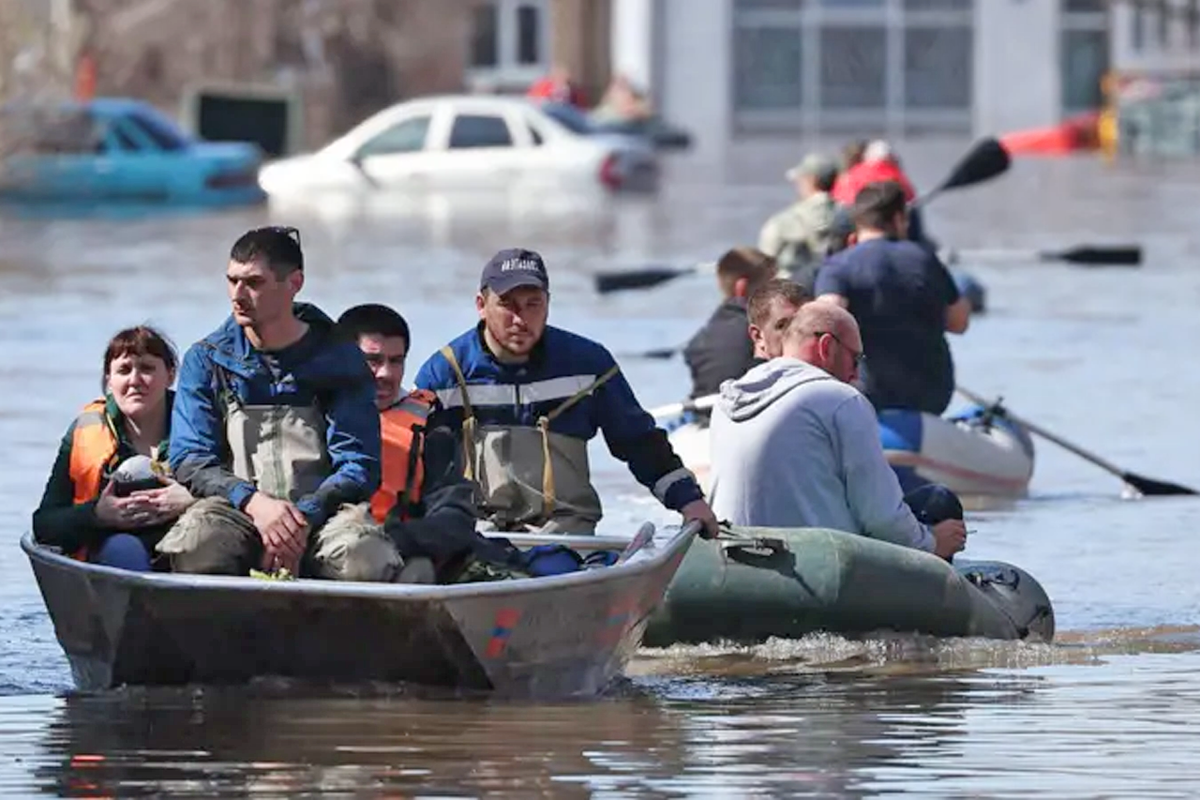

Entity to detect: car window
[357,115,431,158]
[106,119,142,152]
[125,108,187,151]
[447,114,512,149]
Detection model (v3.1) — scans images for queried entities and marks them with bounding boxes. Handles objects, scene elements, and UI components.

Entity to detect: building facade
[1109,0,1200,74]
[611,0,1111,159]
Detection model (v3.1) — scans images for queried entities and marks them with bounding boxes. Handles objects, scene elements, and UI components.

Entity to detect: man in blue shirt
[815,181,971,415]
[415,248,718,537]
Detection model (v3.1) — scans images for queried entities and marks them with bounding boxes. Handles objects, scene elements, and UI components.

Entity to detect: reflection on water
[3,139,1200,794]
[4,642,1199,797]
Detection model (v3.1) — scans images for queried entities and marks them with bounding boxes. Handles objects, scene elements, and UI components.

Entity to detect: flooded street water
[2,138,1200,795]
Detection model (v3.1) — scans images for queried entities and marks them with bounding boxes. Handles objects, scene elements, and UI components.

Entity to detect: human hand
[932,518,967,560]
[129,480,194,525]
[680,499,720,540]
[94,480,157,529]
[244,492,308,572]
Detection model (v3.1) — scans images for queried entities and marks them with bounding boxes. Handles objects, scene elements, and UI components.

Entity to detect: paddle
[956,386,1197,497]
[594,136,1011,295]
[911,135,1011,208]
[942,244,1142,267]
[649,394,718,421]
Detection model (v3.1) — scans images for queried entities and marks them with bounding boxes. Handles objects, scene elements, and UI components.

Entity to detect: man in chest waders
[158,227,397,581]
[415,248,719,538]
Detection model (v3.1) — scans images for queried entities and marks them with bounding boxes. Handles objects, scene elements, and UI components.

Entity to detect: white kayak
[665,403,1035,508]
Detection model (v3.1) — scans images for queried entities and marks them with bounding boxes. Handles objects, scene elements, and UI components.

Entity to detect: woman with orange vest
[335,305,480,583]
[32,326,195,570]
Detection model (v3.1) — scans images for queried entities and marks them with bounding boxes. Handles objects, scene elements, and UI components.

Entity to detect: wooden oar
[594,136,1011,295]
[942,244,1142,267]
[956,386,1197,497]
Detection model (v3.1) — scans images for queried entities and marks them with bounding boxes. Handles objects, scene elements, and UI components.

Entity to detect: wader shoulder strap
[439,345,478,481]
[535,364,621,517]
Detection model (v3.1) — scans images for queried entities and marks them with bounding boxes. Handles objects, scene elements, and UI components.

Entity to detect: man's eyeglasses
[812,330,866,368]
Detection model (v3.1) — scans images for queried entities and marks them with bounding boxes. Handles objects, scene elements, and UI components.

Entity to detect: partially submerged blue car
[0,98,265,208]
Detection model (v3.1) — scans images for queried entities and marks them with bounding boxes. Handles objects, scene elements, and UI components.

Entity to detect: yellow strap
[439,345,478,481]
[534,364,621,517]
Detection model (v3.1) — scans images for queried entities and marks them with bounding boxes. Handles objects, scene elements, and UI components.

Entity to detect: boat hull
[644,527,1054,646]
[22,525,695,699]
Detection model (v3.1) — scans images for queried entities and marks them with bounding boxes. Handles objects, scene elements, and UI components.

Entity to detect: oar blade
[595,266,688,294]
[938,136,1012,194]
[1120,472,1198,497]
[1051,245,1143,266]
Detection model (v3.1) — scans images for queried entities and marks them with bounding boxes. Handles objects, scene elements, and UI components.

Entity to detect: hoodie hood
[717,357,837,421]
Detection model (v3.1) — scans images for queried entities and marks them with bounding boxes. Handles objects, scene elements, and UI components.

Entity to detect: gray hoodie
[709,358,933,552]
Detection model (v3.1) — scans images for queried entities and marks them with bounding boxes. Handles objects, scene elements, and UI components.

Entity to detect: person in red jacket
[527,65,587,108]
[832,140,929,246]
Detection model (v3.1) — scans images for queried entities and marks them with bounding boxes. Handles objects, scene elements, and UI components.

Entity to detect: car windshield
[125,107,188,151]
[538,102,595,135]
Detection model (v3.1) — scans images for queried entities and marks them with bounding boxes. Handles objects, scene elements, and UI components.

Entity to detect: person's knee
[312,505,401,582]
[156,497,259,575]
[94,533,152,572]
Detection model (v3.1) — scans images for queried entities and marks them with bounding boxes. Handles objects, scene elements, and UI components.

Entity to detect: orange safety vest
[370,389,436,524]
[66,399,121,561]
[68,399,120,504]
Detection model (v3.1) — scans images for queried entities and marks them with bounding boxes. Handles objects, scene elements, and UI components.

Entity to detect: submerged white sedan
[258,95,660,200]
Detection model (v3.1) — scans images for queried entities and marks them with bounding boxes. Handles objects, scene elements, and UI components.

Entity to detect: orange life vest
[68,399,120,504]
[66,399,120,561]
[370,389,436,524]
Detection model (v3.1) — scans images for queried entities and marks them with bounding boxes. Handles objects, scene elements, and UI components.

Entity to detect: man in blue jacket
[157,226,397,580]
[415,248,718,537]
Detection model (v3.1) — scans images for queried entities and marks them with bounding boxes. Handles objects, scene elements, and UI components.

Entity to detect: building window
[732,0,973,133]
[1130,0,1144,51]
[1157,0,1171,47]
[1061,29,1108,113]
[733,25,804,110]
[517,4,541,65]
[904,26,972,109]
[470,5,499,68]
[819,26,887,109]
[1189,0,1200,47]
[467,0,548,88]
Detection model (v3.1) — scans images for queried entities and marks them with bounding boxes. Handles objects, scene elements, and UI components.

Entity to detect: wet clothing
[758,191,838,287]
[33,393,174,559]
[415,323,703,534]
[709,358,934,552]
[164,302,384,578]
[683,299,755,400]
[815,237,961,416]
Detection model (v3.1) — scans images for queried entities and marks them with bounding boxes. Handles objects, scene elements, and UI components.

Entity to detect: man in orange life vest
[335,304,478,581]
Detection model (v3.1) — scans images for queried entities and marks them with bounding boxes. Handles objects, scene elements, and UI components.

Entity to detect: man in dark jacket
[157,226,394,581]
[416,248,718,538]
[683,247,777,400]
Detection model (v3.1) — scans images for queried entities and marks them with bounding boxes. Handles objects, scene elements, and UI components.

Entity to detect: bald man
[708,303,966,560]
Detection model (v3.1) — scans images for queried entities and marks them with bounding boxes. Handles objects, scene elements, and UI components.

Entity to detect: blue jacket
[414,323,703,512]
[169,302,381,529]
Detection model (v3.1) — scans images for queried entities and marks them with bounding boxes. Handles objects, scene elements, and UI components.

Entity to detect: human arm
[168,345,259,509]
[833,394,934,552]
[293,359,382,531]
[414,350,465,433]
[932,254,970,334]
[31,423,104,552]
[758,215,784,260]
[594,357,705,513]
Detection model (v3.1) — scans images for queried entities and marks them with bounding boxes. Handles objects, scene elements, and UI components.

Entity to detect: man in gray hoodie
[708,302,965,560]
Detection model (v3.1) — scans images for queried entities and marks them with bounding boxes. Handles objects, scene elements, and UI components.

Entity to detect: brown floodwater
[2,138,1199,796]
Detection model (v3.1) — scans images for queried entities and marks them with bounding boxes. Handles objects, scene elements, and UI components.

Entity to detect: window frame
[466,0,550,89]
